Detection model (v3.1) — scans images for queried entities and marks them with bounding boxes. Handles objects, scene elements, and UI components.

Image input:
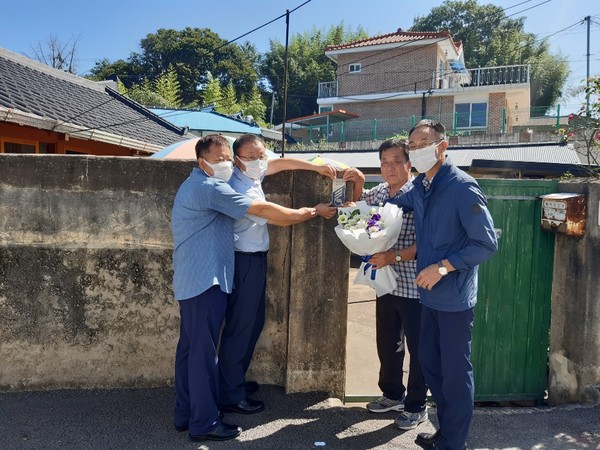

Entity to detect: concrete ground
[345,267,409,400]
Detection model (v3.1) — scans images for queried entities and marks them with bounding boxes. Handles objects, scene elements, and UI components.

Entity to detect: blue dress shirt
[171,168,253,301]
[229,167,269,252]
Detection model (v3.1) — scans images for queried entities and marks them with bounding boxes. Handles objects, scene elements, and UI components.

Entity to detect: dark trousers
[219,251,267,405]
[174,286,227,435]
[375,294,427,413]
[419,305,475,450]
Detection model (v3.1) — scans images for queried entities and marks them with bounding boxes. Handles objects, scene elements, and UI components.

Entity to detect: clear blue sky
[2,0,599,106]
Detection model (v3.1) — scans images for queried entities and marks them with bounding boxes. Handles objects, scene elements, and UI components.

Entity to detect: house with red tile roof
[315,29,531,141]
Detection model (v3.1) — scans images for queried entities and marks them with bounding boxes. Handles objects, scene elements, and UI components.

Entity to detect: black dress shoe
[174,411,224,431]
[416,429,441,449]
[174,423,188,432]
[221,398,265,414]
[189,422,242,442]
[245,381,260,394]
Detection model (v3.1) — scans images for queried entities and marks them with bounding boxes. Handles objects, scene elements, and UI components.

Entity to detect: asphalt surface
[1,385,599,450]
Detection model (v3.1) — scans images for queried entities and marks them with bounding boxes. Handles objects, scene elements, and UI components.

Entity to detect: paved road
[1,385,599,449]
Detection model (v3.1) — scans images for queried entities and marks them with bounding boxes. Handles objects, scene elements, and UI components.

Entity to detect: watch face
[396,255,402,262]
[438,266,448,276]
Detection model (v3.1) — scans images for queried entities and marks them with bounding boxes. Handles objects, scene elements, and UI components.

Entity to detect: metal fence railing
[286,105,575,145]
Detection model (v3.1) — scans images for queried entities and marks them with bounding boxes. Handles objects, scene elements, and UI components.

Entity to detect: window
[455,102,487,128]
[1,139,37,154]
[349,63,361,73]
[319,106,333,114]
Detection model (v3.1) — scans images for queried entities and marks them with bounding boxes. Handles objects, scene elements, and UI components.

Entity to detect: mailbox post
[540,193,586,236]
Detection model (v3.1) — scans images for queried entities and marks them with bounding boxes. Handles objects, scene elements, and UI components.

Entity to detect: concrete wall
[0,154,350,398]
[549,179,600,404]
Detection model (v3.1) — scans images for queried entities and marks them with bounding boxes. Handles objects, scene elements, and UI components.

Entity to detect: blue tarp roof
[150,108,260,134]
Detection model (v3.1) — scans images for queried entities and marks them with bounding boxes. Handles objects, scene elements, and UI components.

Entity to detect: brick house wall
[335,45,438,97]
[488,92,507,134]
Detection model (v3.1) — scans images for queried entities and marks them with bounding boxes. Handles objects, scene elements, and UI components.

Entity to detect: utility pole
[585,15,591,116]
[281,9,290,157]
[269,91,276,128]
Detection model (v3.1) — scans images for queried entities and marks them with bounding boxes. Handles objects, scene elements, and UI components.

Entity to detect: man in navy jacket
[388,120,498,450]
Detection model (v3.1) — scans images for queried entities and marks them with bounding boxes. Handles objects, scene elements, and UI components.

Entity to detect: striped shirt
[360,180,419,299]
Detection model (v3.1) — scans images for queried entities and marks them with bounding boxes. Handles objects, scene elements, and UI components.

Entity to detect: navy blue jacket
[388,160,498,312]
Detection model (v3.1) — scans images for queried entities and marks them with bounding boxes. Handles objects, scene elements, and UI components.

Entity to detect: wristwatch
[437,261,448,276]
[395,252,402,262]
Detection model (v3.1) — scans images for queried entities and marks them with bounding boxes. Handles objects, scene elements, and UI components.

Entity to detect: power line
[502,0,536,11]
[505,0,552,19]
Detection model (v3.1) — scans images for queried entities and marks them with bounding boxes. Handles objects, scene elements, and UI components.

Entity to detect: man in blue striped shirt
[171,135,333,442]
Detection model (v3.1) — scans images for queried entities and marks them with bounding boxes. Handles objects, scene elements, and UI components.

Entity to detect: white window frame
[454,101,488,129]
[349,63,361,73]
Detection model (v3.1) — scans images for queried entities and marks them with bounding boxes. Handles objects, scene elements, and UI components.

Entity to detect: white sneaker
[366,395,405,413]
[394,409,428,430]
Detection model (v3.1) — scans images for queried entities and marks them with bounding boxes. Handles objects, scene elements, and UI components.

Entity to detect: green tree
[241,85,268,127]
[410,0,569,111]
[218,82,241,115]
[201,72,223,108]
[558,76,600,175]
[127,79,170,107]
[154,65,182,108]
[88,28,260,106]
[261,23,368,121]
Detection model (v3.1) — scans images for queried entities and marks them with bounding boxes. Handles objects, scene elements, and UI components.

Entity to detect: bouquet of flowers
[334,201,404,296]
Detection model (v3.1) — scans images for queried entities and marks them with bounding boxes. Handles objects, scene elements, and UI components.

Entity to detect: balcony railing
[318,64,529,98]
[434,64,530,89]
[318,80,338,99]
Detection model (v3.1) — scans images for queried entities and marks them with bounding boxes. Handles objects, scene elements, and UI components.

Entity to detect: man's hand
[343,168,365,202]
[343,168,365,184]
[415,264,444,291]
[315,202,337,219]
[317,164,337,179]
[368,250,395,269]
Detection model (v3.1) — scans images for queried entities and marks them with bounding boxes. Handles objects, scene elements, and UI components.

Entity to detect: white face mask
[409,142,440,173]
[204,160,233,182]
[239,157,268,180]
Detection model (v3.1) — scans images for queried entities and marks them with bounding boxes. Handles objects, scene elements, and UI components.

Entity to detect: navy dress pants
[375,293,428,413]
[174,286,227,435]
[219,251,268,405]
[418,305,475,450]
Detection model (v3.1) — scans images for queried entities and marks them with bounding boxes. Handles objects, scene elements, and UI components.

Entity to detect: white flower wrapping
[334,201,404,296]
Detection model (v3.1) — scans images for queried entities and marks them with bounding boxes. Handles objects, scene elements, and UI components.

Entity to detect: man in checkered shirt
[343,139,428,431]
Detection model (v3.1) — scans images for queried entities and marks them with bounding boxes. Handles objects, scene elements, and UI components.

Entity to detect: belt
[235,250,268,255]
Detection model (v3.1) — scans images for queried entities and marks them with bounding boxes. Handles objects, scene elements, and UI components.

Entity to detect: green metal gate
[473,179,558,403]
